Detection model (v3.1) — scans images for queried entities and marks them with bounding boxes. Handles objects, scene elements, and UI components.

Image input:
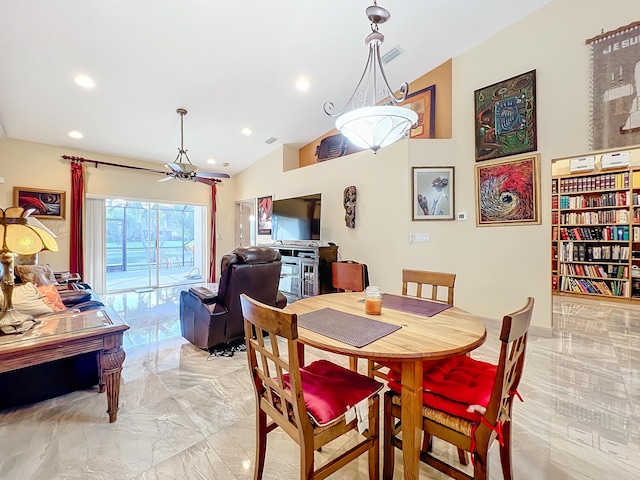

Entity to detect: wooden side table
[0,308,129,422]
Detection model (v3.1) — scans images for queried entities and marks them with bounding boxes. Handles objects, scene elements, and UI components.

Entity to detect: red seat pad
[388,355,497,422]
[283,359,383,427]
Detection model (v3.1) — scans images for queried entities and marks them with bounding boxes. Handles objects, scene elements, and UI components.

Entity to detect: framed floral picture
[14,187,65,219]
[475,154,540,226]
[412,166,455,221]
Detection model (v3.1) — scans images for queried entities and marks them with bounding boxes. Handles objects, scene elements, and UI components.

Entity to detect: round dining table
[285,292,487,480]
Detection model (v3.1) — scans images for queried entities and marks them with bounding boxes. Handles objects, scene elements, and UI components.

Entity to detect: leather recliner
[180,246,287,350]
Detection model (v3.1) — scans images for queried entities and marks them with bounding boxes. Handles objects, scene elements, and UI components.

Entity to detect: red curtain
[70,161,85,278]
[209,183,218,282]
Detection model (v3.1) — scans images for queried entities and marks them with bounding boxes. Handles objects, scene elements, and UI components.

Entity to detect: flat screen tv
[271,194,321,241]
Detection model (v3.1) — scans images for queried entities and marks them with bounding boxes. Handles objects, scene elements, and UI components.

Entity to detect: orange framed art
[399,84,436,139]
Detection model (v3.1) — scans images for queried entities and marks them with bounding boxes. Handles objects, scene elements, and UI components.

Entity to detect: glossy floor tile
[1,289,639,479]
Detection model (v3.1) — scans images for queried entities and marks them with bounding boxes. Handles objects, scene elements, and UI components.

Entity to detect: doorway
[104,199,207,292]
[235,200,256,247]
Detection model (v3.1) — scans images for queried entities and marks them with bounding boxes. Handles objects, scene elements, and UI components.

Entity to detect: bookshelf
[552,146,640,301]
[552,178,559,293]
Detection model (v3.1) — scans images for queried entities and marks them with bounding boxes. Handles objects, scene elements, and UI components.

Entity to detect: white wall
[229,0,640,329]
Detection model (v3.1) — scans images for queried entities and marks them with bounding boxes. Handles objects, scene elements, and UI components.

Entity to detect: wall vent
[264,136,278,145]
[381,45,403,65]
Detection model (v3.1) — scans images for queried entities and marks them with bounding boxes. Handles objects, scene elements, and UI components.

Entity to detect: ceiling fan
[157,108,229,183]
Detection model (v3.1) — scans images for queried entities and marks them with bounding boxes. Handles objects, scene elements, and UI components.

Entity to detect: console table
[0,308,129,422]
[267,244,338,302]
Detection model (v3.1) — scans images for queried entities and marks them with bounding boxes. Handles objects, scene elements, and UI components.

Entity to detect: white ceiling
[0,0,550,177]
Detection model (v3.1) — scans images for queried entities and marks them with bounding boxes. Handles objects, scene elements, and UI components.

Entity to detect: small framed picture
[412,167,455,221]
[14,187,66,219]
[257,196,272,235]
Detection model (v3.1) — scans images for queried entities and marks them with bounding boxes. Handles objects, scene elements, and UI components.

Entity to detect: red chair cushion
[283,359,383,426]
[388,355,497,422]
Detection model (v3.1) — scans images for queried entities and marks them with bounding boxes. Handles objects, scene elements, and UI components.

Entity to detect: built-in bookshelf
[552,178,559,293]
[552,147,640,301]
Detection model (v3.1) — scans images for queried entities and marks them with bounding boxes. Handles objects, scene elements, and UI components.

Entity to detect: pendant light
[323,1,418,153]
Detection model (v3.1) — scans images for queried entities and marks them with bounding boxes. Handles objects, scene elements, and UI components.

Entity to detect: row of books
[559,172,629,193]
[552,211,559,224]
[633,227,640,241]
[560,243,630,262]
[559,226,629,241]
[560,210,629,224]
[559,192,628,209]
[552,196,559,209]
[560,276,628,296]
[559,263,628,279]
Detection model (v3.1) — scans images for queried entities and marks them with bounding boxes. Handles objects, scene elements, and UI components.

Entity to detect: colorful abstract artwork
[587,21,640,150]
[474,70,537,162]
[14,187,65,219]
[475,154,540,226]
[399,84,436,139]
[257,196,272,235]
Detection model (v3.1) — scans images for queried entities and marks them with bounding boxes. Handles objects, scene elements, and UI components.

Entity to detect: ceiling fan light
[336,105,418,152]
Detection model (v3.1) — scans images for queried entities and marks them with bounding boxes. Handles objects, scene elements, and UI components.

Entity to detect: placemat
[297,308,401,348]
[381,293,452,316]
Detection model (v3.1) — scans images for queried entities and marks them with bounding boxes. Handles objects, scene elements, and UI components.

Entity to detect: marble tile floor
[1,288,640,479]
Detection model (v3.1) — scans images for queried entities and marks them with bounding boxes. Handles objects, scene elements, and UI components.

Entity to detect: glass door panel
[105,200,205,293]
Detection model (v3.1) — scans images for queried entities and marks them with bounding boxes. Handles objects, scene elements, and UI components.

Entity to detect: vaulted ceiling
[0,0,550,176]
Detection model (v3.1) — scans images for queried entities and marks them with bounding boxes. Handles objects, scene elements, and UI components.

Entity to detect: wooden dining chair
[383,297,535,480]
[402,269,456,304]
[240,293,382,480]
[368,269,457,381]
[332,261,369,371]
[332,260,368,292]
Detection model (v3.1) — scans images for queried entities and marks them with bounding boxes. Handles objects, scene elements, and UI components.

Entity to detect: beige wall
[0,138,237,272]
[229,0,640,329]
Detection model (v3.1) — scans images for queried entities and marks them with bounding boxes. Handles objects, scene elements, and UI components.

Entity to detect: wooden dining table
[285,292,487,480]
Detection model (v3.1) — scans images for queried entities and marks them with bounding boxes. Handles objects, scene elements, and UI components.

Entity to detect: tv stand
[267,244,338,303]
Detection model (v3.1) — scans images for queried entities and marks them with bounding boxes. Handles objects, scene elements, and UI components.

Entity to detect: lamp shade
[0,207,59,255]
[336,105,418,152]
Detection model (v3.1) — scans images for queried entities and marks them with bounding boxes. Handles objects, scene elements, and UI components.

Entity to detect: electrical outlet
[457,212,467,221]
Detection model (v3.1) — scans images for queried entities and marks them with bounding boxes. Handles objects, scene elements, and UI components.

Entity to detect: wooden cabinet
[552,148,640,301]
[267,244,338,303]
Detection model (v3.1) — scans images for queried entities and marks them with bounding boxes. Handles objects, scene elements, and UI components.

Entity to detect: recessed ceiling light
[241,128,252,136]
[296,76,310,92]
[74,75,95,89]
[207,158,216,164]
[68,130,83,139]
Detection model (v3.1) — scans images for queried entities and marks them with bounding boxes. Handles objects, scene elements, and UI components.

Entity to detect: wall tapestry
[475,154,540,226]
[587,21,640,150]
[399,84,436,139]
[257,196,272,235]
[474,70,537,162]
[412,166,455,221]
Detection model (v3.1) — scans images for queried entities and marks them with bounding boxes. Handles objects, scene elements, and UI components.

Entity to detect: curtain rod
[60,155,221,184]
[61,155,165,173]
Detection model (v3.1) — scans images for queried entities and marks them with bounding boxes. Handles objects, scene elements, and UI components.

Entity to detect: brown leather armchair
[180,246,287,351]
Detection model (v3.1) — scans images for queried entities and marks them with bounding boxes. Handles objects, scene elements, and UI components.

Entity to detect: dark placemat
[381,293,452,316]
[297,308,401,348]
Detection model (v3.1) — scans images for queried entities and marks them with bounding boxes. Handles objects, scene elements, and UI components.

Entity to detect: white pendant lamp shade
[336,105,418,152]
[324,1,417,153]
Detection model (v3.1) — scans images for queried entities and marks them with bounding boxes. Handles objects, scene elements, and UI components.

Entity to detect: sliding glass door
[104,199,206,292]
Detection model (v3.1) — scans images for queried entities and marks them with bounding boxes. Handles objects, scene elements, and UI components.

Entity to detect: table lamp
[0,207,59,334]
